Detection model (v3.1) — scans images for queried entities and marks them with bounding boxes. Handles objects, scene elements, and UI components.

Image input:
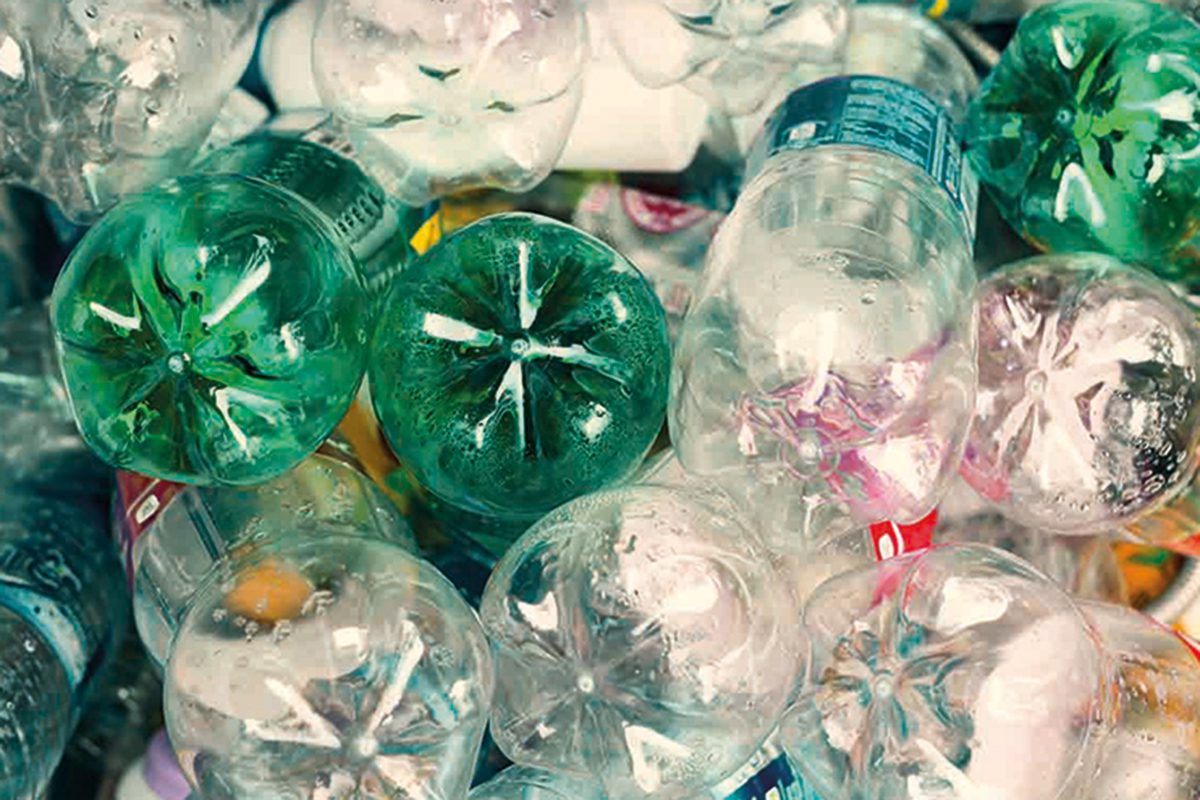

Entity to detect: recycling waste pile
[2,0,1200,798]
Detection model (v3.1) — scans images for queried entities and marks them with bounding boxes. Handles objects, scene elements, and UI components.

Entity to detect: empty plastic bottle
[963,252,1200,535]
[116,455,492,798]
[480,486,804,799]
[1079,600,1200,800]
[780,544,1113,800]
[49,113,436,486]
[0,489,129,799]
[597,0,849,116]
[671,72,979,548]
[369,212,671,553]
[273,0,591,205]
[0,303,114,494]
[0,0,267,222]
[0,188,46,313]
[965,0,1200,281]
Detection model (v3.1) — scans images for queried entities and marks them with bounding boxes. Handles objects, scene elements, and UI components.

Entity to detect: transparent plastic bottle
[117,456,492,798]
[0,0,268,222]
[780,544,1113,800]
[670,72,979,549]
[597,0,849,116]
[480,485,805,799]
[0,490,129,800]
[306,0,590,205]
[1079,600,1200,800]
[964,253,1200,535]
[0,302,113,495]
[50,113,436,487]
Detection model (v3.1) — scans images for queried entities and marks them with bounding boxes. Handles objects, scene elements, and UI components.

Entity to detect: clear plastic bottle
[670,72,979,549]
[780,544,1113,800]
[0,0,268,222]
[480,485,805,799]
[0,490,129,800]
[50,112,437,487]
[304,0,590,204]
[117,456,493,798]
[1079,601,1200,800]
[0,303,113,495]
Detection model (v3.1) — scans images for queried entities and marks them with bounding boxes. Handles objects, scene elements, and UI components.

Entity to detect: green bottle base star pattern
[50,175,371,486]
[369,212,670,537]
[965,0,1200,278]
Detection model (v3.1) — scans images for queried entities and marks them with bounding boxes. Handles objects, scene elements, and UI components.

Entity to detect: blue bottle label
[750,75,977,236]
[722,754,821,800]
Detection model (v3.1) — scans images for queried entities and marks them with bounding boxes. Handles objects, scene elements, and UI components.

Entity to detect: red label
[620,188,711,234]
[114,471,186,586]
[869,509,938,561]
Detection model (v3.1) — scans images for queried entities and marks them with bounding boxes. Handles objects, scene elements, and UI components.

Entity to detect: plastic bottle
[964,252,1200,535]
[264,0,590,204]
[670,70,979,549]
[369,212,671,555]
[115,456,493,798]
[480,485,805,799]
[259,0,707,174]
[1079,600,1200,800]
[0,0,267,222]
[49,112,437,487]
[0,303,113,494]
[0,489,129,799]
[965,0,1200,281]
[780,544,1113,800]
[598,0,850,116]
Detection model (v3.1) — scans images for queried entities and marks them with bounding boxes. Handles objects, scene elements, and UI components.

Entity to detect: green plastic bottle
[966,0,1200,282]
[369,213,671,556]
[51,114,433,486]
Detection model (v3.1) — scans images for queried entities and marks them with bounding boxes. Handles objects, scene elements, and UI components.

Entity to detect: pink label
[869,509,938,561]
[620,188,711,234]
[114,471,186,586]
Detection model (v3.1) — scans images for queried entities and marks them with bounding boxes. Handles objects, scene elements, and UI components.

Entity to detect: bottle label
[869,509,939,561]
[114,471,187,588]
[752,75,977,236]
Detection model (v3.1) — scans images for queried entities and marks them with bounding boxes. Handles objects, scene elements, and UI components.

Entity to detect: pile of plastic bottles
[1,0,1200,798]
